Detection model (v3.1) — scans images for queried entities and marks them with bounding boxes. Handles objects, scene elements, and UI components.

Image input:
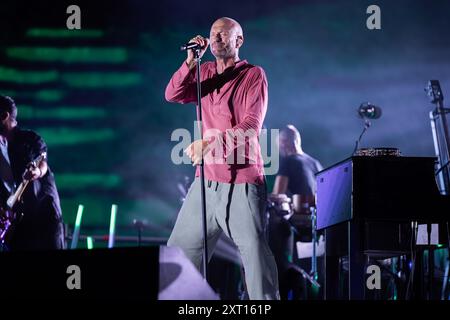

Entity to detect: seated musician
[0,95,65,251]
[272,124,323,214]
[270,124,323,299]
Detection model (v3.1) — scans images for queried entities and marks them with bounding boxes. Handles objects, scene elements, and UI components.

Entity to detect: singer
[165,17,279,300]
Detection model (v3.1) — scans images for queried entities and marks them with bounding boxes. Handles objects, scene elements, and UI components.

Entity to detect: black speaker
[0,246,218,300]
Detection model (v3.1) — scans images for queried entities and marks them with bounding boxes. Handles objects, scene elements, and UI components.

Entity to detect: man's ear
[0,112,9,122]
[236,35,244,49]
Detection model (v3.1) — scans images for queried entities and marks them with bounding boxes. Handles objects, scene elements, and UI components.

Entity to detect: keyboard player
[271,124,323,299]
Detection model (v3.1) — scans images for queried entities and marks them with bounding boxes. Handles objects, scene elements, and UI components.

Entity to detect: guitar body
[0,209,20,246]
[0,197,26,247]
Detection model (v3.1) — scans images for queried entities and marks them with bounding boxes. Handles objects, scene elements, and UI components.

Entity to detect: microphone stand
[193,48,209,280]
[352,119,371,155]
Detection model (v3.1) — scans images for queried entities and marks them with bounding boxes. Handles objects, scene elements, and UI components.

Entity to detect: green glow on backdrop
[37,127,116,145]
[56,174,121,190]
[0,90,65,102]
[0,66,58,84]
[0,68,139,87]
[62,72,142,88]
[20,105,107,119]
[7,47,128,63]
[36,90,65,102]
[0,90,17,97]
[26,28,104,38]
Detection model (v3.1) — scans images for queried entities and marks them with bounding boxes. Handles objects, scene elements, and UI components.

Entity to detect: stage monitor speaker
[0,246,218,300]
[159,246,219,300]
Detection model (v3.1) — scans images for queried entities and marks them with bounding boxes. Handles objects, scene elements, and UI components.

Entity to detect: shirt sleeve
[295,162,315,195]
[278,156,290,177]
[215,67,268,158]
[164,61,198,104]
[29,132,48,161]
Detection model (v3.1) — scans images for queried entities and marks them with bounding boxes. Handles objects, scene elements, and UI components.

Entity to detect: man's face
[278,136,289,157]
[278,134,298,156]
[0,113,9,135]
[209,20,240,59]
[0,111,16,135]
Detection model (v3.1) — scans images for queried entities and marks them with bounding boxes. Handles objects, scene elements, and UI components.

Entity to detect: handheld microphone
[358,102,382,119]
[180,42,202,51]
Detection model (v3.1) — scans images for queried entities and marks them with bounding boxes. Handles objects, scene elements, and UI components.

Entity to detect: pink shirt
[165,59,268,185]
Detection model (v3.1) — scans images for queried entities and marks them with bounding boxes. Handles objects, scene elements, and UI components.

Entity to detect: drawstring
[206,180,219,191]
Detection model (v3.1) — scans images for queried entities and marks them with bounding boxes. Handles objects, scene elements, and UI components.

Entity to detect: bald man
[165,17,279,300]
[271,124,323,299]
[273,125,323,201]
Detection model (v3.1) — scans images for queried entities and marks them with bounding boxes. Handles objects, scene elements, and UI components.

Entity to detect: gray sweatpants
[167,178,280,300]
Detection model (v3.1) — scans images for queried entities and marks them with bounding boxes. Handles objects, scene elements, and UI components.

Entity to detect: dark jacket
[1,127,65,251]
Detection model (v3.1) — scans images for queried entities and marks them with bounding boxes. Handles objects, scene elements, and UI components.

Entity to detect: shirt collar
[214,59,248,74]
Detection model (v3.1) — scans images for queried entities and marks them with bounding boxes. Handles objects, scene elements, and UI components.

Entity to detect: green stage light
[26,28,104,38]
[0,90,17,97]
[35,90,65,102]
[0,66,58,84]
[37,127,116,146]
[70,204,84,249]
[108,204,118,248]
[62,72,142,88]
[20,105,107,119]
[86,236,94,249]
[7,47,128,63]
[56,173,121,190]
[0,90,65,102]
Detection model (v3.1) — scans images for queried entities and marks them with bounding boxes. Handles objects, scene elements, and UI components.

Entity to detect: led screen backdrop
[1,0,449,243]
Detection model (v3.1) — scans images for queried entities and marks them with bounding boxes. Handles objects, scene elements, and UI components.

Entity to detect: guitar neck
[6,179,30,209]
[5,152,46,209]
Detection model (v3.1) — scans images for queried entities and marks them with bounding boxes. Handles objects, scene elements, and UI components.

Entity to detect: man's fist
[185,139,211,166]
[186,35,210,68]
[23,166,41,181]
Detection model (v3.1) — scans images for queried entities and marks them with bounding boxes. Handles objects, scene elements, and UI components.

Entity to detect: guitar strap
[0,139,16,195]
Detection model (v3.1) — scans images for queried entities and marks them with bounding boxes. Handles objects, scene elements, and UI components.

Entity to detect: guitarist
[0,95,65,251]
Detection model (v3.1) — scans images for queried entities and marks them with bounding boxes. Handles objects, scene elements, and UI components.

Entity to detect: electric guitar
[0,152,47,245]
